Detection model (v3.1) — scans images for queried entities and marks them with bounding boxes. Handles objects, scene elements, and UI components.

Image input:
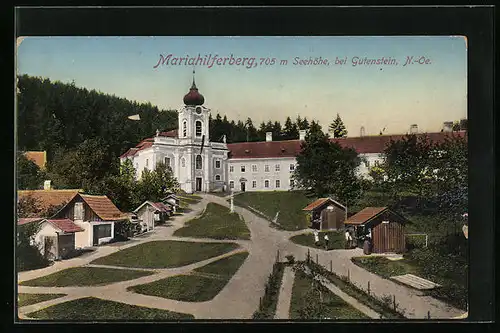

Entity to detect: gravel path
[17,194,464,320]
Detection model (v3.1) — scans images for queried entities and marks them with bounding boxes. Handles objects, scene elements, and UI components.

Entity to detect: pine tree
[329,113,348,138]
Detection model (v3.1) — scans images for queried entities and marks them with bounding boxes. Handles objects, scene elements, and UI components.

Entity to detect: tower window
[164,157,171,167]
[183,121,187,137]
[195,155,203,169]
[195,120,202,137]
[215,174,221,181]
[229,165,234,172]
[181,158,186,167]
[215,160,221,169]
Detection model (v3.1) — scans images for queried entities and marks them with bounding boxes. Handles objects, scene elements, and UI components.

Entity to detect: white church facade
[120,77,229,193]
[120,77,466,194]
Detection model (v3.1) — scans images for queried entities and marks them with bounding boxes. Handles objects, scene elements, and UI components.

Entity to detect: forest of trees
[16,75,316,202]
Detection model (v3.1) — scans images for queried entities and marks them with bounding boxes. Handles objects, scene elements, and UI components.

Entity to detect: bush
[286,255,295,264]
[405,235,427,251]
[17,243,50,272]
[252,262,286,319]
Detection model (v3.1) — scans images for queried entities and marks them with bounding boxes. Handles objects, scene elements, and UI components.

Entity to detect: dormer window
[195,120,202,137]
[245,149,250,153]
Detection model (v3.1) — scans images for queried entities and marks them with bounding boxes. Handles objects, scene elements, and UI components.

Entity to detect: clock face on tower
[195,106,202,114]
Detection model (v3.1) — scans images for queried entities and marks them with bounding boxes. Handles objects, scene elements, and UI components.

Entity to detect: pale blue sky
[17,36,467,136]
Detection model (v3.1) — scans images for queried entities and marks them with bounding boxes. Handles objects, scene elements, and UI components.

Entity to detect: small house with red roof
[302,197,347,231]
[344,207,408,253]
[133,201,173,232]
[17,217,84,260]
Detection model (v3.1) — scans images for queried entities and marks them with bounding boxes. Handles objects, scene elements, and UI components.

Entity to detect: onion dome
[183,75,205,106]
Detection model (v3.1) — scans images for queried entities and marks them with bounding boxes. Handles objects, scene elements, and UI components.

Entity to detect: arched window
[181,157,186,168]
[195,155,203,169]
[195,120,202,137]
[215,175,221,181]
[183,120,187,137]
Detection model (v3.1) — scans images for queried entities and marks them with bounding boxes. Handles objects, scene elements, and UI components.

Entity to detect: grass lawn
[289,269,369,319]
[19,267,154,287]
[290,231,345,250]
[91,240,239,269]
[173,203,250,240]
[352,254,467,311]
[18,293,67,307]
[26,297,194,320]
[233,191,313,231]
[351,256,418,278]
[128,252,248,302]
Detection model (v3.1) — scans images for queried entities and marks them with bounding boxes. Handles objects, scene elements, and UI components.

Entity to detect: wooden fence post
[276,249,280,262]
[307,249,310,263]
[347,269,350,282]
[368,281,370,295]
[393,295,396,311]
[316,253,318,264]
[259,297,262,310]
[427,311,430,319]
[330,260,332,272]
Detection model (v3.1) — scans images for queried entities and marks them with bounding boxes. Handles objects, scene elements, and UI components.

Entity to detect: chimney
[410,124,418,134]
[44,180,52,190]
[443,121,453,132]
[266,132,273,142]
[299,130,307,141]
[360,126,365,137]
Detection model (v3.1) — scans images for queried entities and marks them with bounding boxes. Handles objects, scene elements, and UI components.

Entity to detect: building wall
[74,221,91,248]
[357,153,384,179]
[228,157,297,191]
[136,205,155,231]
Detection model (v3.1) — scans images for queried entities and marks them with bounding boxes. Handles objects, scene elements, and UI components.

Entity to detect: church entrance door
[195,178,202,192]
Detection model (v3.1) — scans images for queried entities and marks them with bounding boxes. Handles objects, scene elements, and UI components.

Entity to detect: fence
[303,248,434,319]
[405,233,428,248]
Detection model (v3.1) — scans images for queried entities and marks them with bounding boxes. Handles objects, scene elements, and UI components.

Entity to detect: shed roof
[46,219,85,233]
[17,218,84,233]
[24,151,47,169]
[302,197,346,211]
[17,189,83,212]
[344,207,388,225]
[79,194,127,221]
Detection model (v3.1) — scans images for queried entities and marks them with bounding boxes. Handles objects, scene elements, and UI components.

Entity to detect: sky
[17,36,467,136]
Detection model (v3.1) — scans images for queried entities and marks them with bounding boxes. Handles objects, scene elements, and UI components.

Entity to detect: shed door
[379,222,403,253]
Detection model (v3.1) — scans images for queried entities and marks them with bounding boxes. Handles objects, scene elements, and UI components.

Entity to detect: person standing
[324,234,330,250]
[345,229,351,249]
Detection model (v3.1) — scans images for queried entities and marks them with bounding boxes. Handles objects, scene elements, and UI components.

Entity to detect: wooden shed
[344,207,407,253]
[302,198,347,231]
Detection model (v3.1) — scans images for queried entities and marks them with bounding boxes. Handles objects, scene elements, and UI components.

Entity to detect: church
[119,76,230,193]
[120,76,466,194]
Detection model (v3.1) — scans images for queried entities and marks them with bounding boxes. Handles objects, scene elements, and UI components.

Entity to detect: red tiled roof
[80,194,127,221]
[344,207,388,225]
[18,217,44,225]
[24,151,47,169]
[226,131,467,159]
[303,198,329,211]
[302,198,346,211]
[152,202,172,212]
[331,131,467,154]
[159,129,178,138]
[17,190,83,213]
[228,140,303,159]
[46,219,84,233]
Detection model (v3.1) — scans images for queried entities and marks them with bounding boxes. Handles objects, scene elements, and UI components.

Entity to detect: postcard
[16,36,468,321]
